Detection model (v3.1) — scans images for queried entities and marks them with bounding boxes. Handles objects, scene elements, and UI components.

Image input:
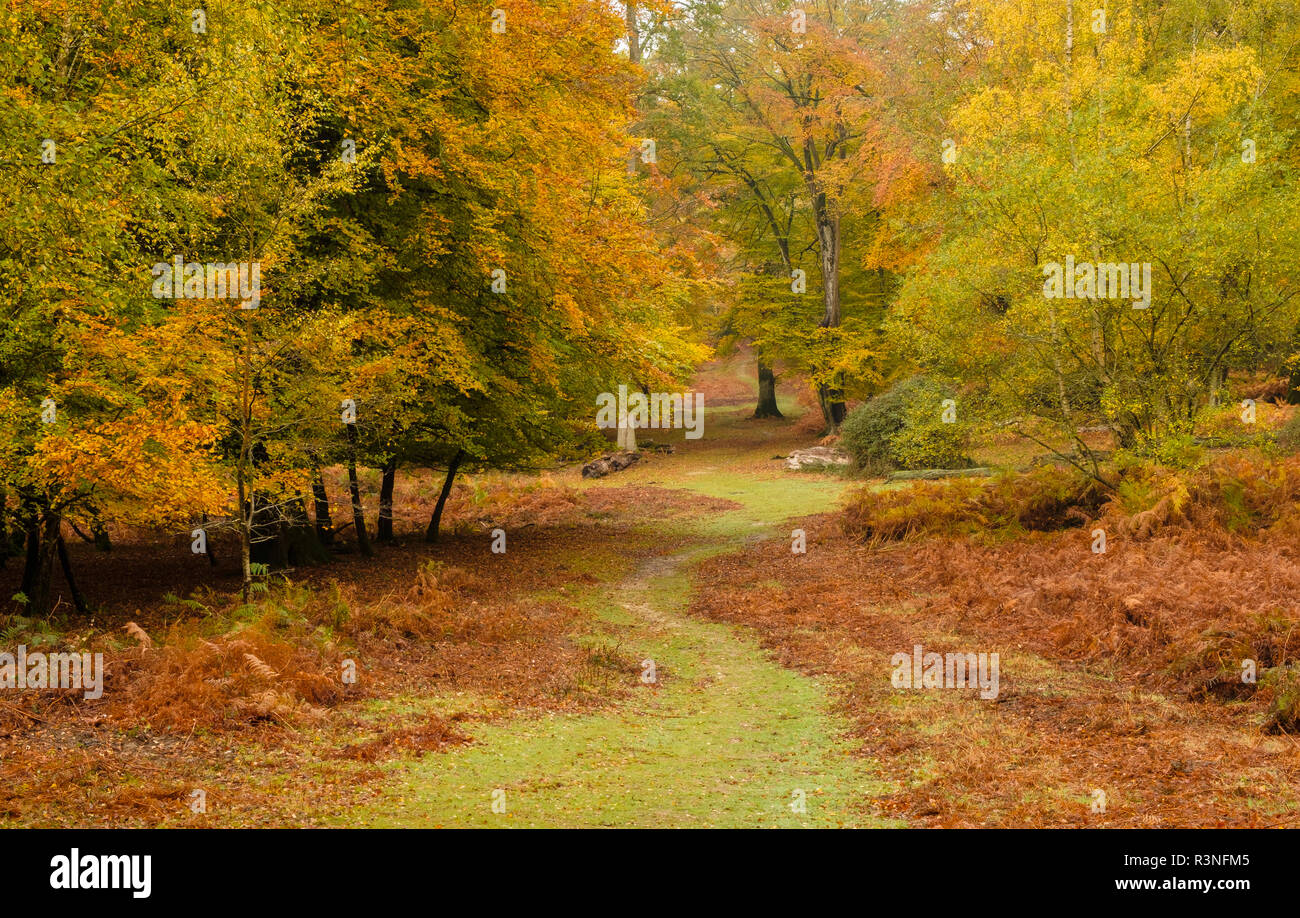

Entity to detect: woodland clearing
[2,354,1295,828]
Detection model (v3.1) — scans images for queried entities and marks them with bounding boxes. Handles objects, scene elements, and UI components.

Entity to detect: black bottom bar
[0,828,1279,906]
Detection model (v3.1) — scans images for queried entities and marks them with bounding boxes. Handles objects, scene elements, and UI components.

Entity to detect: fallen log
[581,450,641,479]
[886,467,995,481]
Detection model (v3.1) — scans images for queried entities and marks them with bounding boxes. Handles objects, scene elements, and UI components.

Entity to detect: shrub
[1274,411,1300,453]
[116,620,343,730]
[891,390,972,471]
[1125,430,1205,470]
[841,464,1104,543]
[840,376,970,473]
[1263,665,1300,733]
[840,379,913,473]
[1099,452,1300,538]
[845,451,1300,545]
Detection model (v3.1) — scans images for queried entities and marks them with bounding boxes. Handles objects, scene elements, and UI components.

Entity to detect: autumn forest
[2,0,1300,853]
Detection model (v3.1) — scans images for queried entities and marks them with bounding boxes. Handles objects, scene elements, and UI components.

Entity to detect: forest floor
[1,352,1297,827]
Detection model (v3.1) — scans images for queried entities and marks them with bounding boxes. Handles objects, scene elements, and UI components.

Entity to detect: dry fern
[242,653,278,681]
[123,621,153,650]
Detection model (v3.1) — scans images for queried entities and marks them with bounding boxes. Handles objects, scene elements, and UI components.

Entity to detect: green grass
[330,377,900,828]
[345,537,895,827]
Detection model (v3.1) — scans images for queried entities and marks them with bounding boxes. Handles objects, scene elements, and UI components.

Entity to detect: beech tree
[1,0,706,612]
[646,0,886,430]
[886,0,1300,460]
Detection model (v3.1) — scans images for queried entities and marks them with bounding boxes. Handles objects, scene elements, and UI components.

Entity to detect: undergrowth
[842,451,1300,544]
[838,450,1300,731]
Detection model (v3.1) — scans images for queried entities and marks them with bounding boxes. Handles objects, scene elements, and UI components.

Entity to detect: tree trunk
[753,359,783,419]
[20,522,40,600]
[249,494,289,570]
[249,494,329,569]
[237,474,252,603]
[623,3,649,429]
[1287,321,1300,404]
[345,425,372,557]
[377,457,397,543]
[425,450,464,544]
[311,467,334,545]
[284,496,330,566]
[56,532,87,615]
[237,302,254,603]
[625,1,642,174]
[616,386,640,451]
[90,517,112,552]
[1048,300,1072,419]
[816,385,847,431]
[626,0,640,64]
[200,512,218,567]
[812,196,846,431]
[21,513,60,617]
[617,421,639,452]
[816,209,842,329]
[239,533,252,602]
[0,489,9,570]
[1208,365,1225,407]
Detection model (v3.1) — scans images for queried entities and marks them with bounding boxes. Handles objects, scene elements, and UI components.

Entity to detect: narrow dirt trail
[330,364,903,827]
[352,471,893,827]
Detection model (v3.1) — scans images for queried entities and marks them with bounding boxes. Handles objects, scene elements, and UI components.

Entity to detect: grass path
[349,407,896,827]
